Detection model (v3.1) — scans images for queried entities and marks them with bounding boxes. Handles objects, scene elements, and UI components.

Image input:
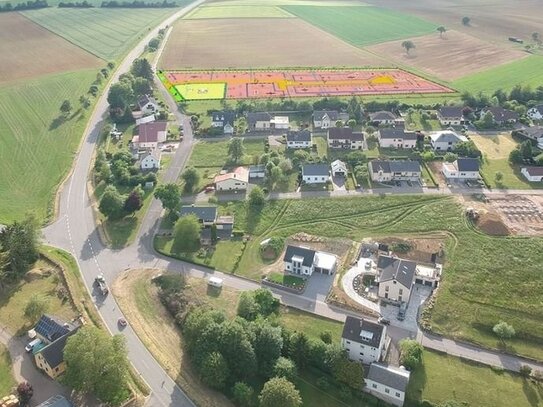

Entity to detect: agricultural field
[184,4,294,19]
[407,350,543,407]
[0,13,101,84]
[159,18,386,69]
[367,30,527,81]
[22,7,177,60]
[282,5,437,47]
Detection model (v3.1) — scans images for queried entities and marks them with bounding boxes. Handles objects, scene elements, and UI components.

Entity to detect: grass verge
[0,344,15,398]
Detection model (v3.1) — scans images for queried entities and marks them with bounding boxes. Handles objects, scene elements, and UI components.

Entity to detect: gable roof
[482,106,519,122]
[523,166,543,176]
[287,129,312,143]
[36,395,73,407]
[214,166,249,184]
[367,364,410,392]
[302,164,329,177]
[247,112,272,126]
[456,158,479,172]
[249,164,266,174]
[313,110,339,121]
[180,205,217,222]
[283,245,315,267]
[211,111,235,125]
[430,130,467,144]
[342,316,384,348]
[438,106,465,118]
[377,255,416,289]
[137,121,168,143]
[370,160,421,174]
[331,159,347,173]
[35,315,71,342]
[369,111,396,121]
[37,328,79,369]
[529,104,543,115]
[137,95,157,110]
[378,128,417,140]
[519,126,543,139]
[327,127,364,141]
[142,149,161,162]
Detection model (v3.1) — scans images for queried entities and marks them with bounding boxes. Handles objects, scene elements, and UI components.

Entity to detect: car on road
[204,186,215,193]
[397,301,408,321]
[95,274,109,295]
[378,317,390,325]
[118,317,128,327]
[25,338,42,353]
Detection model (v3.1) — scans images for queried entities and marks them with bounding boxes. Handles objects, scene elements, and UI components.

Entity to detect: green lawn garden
[0,345,15,398]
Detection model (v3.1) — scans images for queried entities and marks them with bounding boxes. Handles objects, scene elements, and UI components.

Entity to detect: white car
[25,338,42,353]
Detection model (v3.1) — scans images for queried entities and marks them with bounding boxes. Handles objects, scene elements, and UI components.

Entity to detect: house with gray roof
[515,125,543,141]
[369,160,421,183]
[378,128,418,149]
[377,255,416,303]
[429,130,468,151]
[211,111,235,134]
[312,110,348,129]
[442,157,480,180]
[365,363,411,407]
[302,164,330,184]
[327,127,365,150]
[247,112,272,131]
[283,245,337,276]
[286,129,312,149]
[341,316,387,365]
[437,105,469,126]
[180,205,218,226]
[481,106,519,125]
[369,111,397,125]
[36,395,73,407]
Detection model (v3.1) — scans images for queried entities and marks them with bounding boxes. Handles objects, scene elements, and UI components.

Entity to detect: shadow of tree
[49,114,67,131]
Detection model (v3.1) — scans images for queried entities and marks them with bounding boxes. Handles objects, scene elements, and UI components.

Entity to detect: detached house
[437,106,469,126]
[247,112,272,131]
[442,158,480,180]
[369,160,421,183]
[376,255,415,303]
[369,111,397,126]
[365,364,410,407]
[214,167,249,191]
[527,105,543,121]
[211,111,235,134]
[429,130,467,151]
[302,164,330,184]
[286,129,312,149]
[179,205,217,226]
[283,245,337,276]
[131,121,168,150]
[137,95,159,116]
[481,107,519,125]
[341,316,387,365]
[139,149,161,170]
[515,126,543,141]
[521,167,543,182]
[327,127,365,150]
[312,110,348,129]
[378,128,417,149]
[331,160,347,177]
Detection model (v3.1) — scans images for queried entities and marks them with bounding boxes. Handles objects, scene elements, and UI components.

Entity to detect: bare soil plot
[0,14,101,84]
[159,18,387,70]
[469,132,519,160]
[367,30,527,80]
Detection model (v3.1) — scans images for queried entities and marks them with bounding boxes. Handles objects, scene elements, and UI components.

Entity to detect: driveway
[379,285,432,333]
[303,272,334,304]
[332,176,346,191]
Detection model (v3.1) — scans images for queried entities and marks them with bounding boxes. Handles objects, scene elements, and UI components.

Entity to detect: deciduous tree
[181,167,200,193]
[248,185,265,206]
[401,40,415,55]
[399,339,423,370]
[0,216,40,279]
[437,26,447,38]
[462,16,471,26]
[493,321,515,343]
[24,294,49,323]
[60,99,72,115]
[259,377,302,407]
[200,351,229,390]
[172,214,201,253]
[124,186,144,215]
[232,382,253,407]
[131,58,153,81]
[99,185,125,219]
[107,82,134,111]
[273,357,297,381]
[16,382,33,407]
[228,138,245,163]
[154,183,181,214]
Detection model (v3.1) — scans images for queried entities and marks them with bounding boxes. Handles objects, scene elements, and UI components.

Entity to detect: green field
[452,55,543,94]
[184,5,294,18]
[408,350,543,407]
[0,69,97,223]
[0,344,15,398]
[22,8,177,60]
[282,5,437,46]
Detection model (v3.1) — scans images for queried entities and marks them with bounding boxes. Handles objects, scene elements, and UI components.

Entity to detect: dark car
[378,317,390,325]
[397,302,408,321]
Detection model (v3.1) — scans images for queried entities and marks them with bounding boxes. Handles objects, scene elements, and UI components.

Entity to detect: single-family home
[270,116,290,130]
[249,164,266,179]
[376,255,416,303]
[137,95,159,116]
[211,111,235,135]
[302,164,330,184]
[515,126,543,141]
[341,316,387,365]
[378,128,418,149]
[442,158,479,180]
[283,245,337,276]
[179,205,218,226]
[36,395,74,407]
[214,167,249,191]
[139,149,161,170]
[286,129,312,149]
[312,110,348,129]
[131,121,168,150]
[437,106,469,126]
[247,112,272,131]
[480,107,519,125]
[365,364,410,407]
[527,105,543,121]
[369,111,397,126]
[331,159,348,177]
[327,127,365,150]
[429,130,468,151]
[369,160,421,183]
[521,166,543,182]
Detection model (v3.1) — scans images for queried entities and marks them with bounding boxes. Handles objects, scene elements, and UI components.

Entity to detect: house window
[398,295,402,302]
[399,288,403,295]
[396,392,401,398]
[359,352,364,356]
[385,286,389,292]
[372,384,378,389]
[346,340,351,344]
[385,388,390,394]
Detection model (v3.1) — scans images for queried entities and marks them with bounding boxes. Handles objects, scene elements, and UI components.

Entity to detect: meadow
[184,4,294,19]
[0,345,14,398]
[22,7,177,60]
[282,5,437,47]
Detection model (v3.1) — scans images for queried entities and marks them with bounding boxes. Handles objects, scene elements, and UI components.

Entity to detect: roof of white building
[313,251,336,270]
[367,364,410,392]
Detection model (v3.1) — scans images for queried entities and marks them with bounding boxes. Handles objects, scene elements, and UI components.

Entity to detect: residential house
[249,164,266,179]
[527,104,543,120]
[270,116,290,130]
[36,395,74,407]
[137,95,159,116]
[369,160,421,183]
[341,316,387,365]
[283,245,337,276]
[139,149,161,170]
[437,106,469,126]
[515,126,543,141]
[378,128,417,149]
[327,127,365,150]
[131,121,168,150]
[331,159,347,177]
[369,111,397,126]
[312,110,348,129]
[214,167,249,191]
[247,112,272,131]
[211,111,235,135]
[200,215,234,244]
[365,364,410,407]
[376,255,416,303]
[302,164,330,184]
[286,129,312,149]
[521,167,543,182]
[429,130,467,151]
[442,158,480,180]
[179,205,217,226]
[481,107,519,125]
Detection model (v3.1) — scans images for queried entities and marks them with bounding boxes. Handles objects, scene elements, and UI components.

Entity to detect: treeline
[461,85,543,110]
[59,0,92,6]
[101,0,177,7]
[0,0,47,12]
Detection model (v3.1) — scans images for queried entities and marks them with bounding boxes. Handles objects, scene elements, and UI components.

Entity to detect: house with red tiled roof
[131,121,167,149]
[214,167,249,191]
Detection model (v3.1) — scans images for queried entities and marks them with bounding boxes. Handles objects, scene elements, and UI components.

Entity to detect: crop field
[159,18,386,70]
[0,14,101,84]
[184,5,294,18]
[0,69,97,223]
[22,7,177,60]
[282,5,437,47]
[367,30,527,81]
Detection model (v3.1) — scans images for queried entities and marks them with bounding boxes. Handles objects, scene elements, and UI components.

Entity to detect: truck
[95,274,109,295]
[208,276,224,288]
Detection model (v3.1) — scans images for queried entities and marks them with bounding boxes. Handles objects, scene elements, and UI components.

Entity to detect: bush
[519,364,532,377]
[339,385,353,402]
[316,376,330,391]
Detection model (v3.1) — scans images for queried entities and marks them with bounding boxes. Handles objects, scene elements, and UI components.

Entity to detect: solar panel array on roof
[35,315,70,342]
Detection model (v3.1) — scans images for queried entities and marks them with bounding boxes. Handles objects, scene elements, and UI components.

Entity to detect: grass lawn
[22,8,177,61]
[188,138,266,167]
[184,5,294,19]
[279,308,343,343]
[421,162,438,187]
[0,69,98,224]
[407,350,543,407]
[480,159,542,189]
[0,344,15,398]
[282,6,437,47]
[267,272,306,289]
[405,111,442,132]
[452,55,543,94]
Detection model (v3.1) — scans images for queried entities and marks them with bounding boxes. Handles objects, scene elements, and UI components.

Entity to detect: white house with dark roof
[179,205,218,226]
[369,111,397,126]
[481,106,519,125]
[437,106,469,126]
[139,149,161,170]
[286,129,312,149]
[312,110,348,129]
[211,111,235,134]
[365,364,410,407]
[378,128,417,149]
[376,255,416,303]
[442,158,480,180]
[515,126,543,141]
[137,95,159,116]
[247,112,272,131]
[521,166,543,182]
[302,164,330,184]
[341,316,387,365]
[327,127,365,150]
[528,105,543,121]
[369,160,421,183]
[283,245,337,276]
[429,130,467,151]
[331,159,347,177]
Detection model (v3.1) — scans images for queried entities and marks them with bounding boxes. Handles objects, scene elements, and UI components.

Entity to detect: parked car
[118,317,127,327]
[205,186,215,193]
[25,338,42,353]
[378,317,390,325]
[397,301,408,321]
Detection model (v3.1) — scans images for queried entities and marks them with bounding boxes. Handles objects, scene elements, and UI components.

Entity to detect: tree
[478,111,495,129]
[494,171,504,184]
[347,119,356,128]
[273,357,297,381]
[148,37,160,51]
[107,82,134,110]
[237,291,260,321]
[181,167,200,193]
[64,326,130,406]
[347,96,362,122]
[154,183,181,213]
[172,214,201,253]
[288,332,310,370]
[24,294,49,323]
[335,120,343,128]
[520,140,533,159]
[0,216,40,279]
[60,99,72,115]
[462,16,471,26]
[99,185,125,219]
[279,158,293,174]
[253,288,279,316]
[79,95,91,109]
[444,152,458,163]
[259,377,302,407]
[332,357,364,390]
[519,364,532,378]
[493,321,515,343]
[437,26,447,38]
[269,166,283,188]
[399,339,423,370]
[509,148,523,164]
[16,382,33,407]
[228,138,245,163]
[320,330,333,344]
[401,40,415,55]
[233,382,254,407]
[132,77,152,97]
[123,186,144,215]
[453,140,481,158]
[252,323,283,377]
[200,351,229,390]
[248,185,265,206]
[421,151,435,162]
[218,321,257,380]
[131,58,153,81]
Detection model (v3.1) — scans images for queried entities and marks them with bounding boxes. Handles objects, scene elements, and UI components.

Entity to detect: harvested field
[469,133,519,160]
[367,30,527,81]
[184,5,294,18]
[159,18,387,69]
[0,13,101,84]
